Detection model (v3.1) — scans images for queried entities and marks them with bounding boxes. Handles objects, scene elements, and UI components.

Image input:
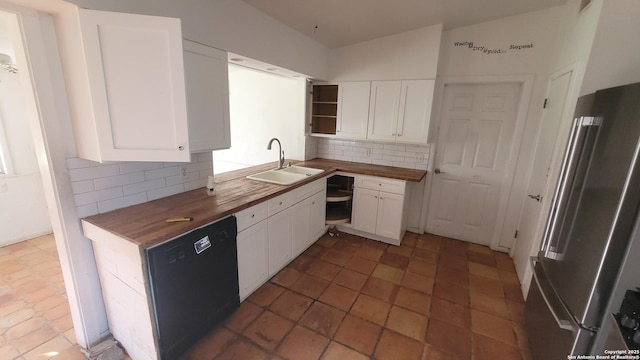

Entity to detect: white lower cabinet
[351,175,407,245]
[268,208,293,277]
[237,220,269,301]
[236,178,326,300]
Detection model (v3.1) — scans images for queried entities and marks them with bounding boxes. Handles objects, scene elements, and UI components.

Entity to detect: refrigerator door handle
[530,257,576,331]
[541,116,601,259]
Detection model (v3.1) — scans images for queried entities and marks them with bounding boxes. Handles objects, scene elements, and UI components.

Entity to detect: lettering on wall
[453,41,534,55]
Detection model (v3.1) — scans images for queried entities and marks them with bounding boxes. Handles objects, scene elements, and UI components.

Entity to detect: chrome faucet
[267,138,285,169]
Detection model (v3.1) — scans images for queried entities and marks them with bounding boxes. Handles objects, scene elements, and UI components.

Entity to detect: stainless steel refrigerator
[525,83,640,359]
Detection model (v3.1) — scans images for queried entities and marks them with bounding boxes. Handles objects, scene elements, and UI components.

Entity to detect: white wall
[67,0,329,80]
[213,65,307,173]
[0,69,52,246]
[580,0,640,94]
[328,25,442,82]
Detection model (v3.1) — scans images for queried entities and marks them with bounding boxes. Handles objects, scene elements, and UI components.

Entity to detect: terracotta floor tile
[467,243,493,255]
[470,292,510,319]
[306,259,342,281]
[416,234,442,253]
[430,297,470,328]
[344,256,377,275]
[186,327,236,360]
[360,277,399,303]
[248,282,285,307]
[224,301,263,333]
[507,299,525,324]
[469,274,504,299]
[319,283,358,311]
[437,252,468,272]
[305,244,327,258]
[50,345,87,360]
[394,287,431,315]
[321,249,352,267]
[440,239,468,259]
[317,235,339,248]
[374,329,424,360]
[333,314,381,356]
[332,268,368,291]
[470,309,517,346]
[386,244,414,257]
[269,290,313,321]
[402,234,418,248]
[215,339,269,360]
[495,252,517,273]
[426,318,471,359]
[43,302,70,321]
[290,273,330,299]
[0,300,27,318]
[401,271,435,295]
[371,264,404,284]
[412,248,439,263]
[299,302,346,337]
[433,281,469,306]
[423,344,459,360]
[289,255,315,272]
[243,311,294,350]
[0,308,34,329]
[321,341,368,360]
[435,266,469,287]
[271,267,302,288]
[12,324,57,353]
[513,322,530,350]
[23,334,71,360]
[350,294,391,326]
[472,333,522,360]
[33,295,66,313]
[407,258,437,278]
[504,284,525,303]
[385,306,427,340]
[277,325,329,360]
[25,287,58,303]
[361,239,388,251]
[379,252,410,269]
[52,315,73,333]
[467,251,497,267]
[355,246,384,262]
[0,344,20,359]
[468,262,501,281]
[5,317,45,340]
[499,270,520,285]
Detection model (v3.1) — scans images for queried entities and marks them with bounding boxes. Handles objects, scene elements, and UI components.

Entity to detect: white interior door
[512,70,574,285]
[427,83,521,245]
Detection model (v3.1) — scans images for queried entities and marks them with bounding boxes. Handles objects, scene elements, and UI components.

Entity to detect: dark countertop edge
[82,159,427,248]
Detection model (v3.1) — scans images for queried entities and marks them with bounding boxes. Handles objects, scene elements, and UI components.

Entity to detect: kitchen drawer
[290,178,326,204]
[236,202,268,232]
[355,175,406,195]
[268,192,293,216]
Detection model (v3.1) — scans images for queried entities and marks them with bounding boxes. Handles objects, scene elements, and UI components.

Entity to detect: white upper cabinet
[183,40,231,152]
[367,81,401,142]
[64,9,190,162]
[367,80,434,144]
[336,82,370,139]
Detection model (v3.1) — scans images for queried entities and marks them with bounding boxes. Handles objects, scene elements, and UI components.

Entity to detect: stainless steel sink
[246,166,324,185]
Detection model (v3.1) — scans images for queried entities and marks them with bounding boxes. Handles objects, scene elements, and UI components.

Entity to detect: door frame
[422,74,534,251]
[512,63,584,295]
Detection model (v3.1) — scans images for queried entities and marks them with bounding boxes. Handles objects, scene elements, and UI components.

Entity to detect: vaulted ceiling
[242,0,569,48]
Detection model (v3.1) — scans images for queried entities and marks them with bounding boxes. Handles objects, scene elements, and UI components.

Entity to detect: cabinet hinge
[543,98,548,109]
[514,230,519,239]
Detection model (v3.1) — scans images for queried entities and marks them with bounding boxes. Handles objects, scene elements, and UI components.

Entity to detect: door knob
[434,168,443,174]
[528,194,542,202]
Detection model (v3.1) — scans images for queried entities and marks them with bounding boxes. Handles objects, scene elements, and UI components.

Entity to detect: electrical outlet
[180,165,188,179]
[366,149,371,157]
[415,153,425,162]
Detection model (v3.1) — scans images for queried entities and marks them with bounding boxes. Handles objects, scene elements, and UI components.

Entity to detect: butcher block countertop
[82,159,427,249]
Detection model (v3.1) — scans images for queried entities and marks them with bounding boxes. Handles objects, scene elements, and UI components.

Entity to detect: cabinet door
[396,80,434,144]
[367,81,401,142]
[352,188,379,234]
[78,10,189,162]
[268,208,292,277]
[237,221,269,300]
[309,190,327,243]
[337,82,370,139]
[183,40,231,152]
[291,200,310,258]
[375,192,404,240]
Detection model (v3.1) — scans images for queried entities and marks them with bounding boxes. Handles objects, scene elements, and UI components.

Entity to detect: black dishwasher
[146,216,239,360]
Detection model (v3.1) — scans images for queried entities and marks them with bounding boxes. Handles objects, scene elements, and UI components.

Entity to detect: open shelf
[311,85,338,135]
[326,207,351,224]
[325,174,354,225]
[326,189,353,202]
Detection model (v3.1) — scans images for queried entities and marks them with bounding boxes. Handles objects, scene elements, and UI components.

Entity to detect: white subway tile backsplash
[68,152,213,217]
[316,138,431,170]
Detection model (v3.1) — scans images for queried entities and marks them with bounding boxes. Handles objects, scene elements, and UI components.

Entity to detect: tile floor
[186,231,532,360]
[1,231,532,360]
[0,234,86,360]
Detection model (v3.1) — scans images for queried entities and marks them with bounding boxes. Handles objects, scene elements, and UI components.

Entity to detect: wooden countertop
[82,159,427,249]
